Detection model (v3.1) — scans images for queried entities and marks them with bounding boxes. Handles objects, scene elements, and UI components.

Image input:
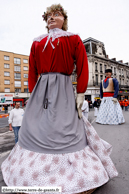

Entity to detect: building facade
[0,50,30,106]
[71,37,129,102]
[83,37,129,102]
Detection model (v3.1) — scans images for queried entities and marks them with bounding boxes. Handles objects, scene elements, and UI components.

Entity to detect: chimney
[111,58,116,61]
[106,55,109,58]
[118,60,123,63]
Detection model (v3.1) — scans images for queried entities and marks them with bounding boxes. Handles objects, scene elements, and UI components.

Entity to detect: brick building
[0,50,30,106]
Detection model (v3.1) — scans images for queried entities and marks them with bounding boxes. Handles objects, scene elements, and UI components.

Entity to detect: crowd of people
[119,99,129,111]
[91,98,129,114]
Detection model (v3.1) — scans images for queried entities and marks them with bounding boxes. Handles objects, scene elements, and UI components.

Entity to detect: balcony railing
[14,69,21,72]
[119,84,129,89]
[15,85,21,87]
[14,77,21,80]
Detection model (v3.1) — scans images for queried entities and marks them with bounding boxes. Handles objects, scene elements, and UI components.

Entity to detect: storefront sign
[0,94,13,105]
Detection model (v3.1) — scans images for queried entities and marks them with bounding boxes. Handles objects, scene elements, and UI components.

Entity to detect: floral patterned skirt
[96,97,125,124]
[1,116,118,194]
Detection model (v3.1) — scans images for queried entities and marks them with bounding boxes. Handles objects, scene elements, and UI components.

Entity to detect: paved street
[90,110,129,194]
[0,109,129,194]
[0,117,9,129]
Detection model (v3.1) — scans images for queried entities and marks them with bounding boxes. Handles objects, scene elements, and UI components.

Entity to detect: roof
[83,37,104,46]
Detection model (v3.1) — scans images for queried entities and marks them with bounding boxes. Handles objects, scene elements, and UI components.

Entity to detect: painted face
[105,72,112,77]
[47,11,64,30]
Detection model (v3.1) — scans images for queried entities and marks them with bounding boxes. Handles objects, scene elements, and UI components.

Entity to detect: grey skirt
[18,73,87,154]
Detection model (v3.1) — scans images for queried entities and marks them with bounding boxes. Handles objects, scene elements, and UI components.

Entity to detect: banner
[0,94,13,105]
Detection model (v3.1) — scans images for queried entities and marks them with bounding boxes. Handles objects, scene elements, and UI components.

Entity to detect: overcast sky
[0,0,129,63]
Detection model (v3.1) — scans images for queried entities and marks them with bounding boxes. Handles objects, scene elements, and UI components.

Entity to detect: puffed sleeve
[28,41,38,93]
[113,78,119,98]
[74,35,89,93]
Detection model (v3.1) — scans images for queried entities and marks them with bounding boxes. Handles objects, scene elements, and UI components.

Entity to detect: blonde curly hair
[42,4,68,32]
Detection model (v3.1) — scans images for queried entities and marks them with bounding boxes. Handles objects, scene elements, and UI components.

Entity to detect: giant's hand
[112,98,117,104]
[76,93,84,119]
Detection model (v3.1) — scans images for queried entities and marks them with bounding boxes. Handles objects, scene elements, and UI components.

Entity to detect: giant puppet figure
[96,69,125,125]
[2,4,118,194]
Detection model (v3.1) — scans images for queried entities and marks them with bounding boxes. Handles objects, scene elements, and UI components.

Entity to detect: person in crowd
[96,69,125,125]
[122,99,125,110]
[3,104,8,114]
[93,99,99,117]
[81,97,89,119]
[97,99,101,107]
[128,99,129,110]
[119,100,124,110]
[8,102,24,143]
[2,4,118,194]
[124,99,128,111]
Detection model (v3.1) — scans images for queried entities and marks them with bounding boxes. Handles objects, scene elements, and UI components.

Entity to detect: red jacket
[28,35,89,93]
[124,100,128,107]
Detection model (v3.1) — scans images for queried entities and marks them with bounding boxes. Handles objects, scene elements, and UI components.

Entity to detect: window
[14,66,21,72]
[4,64,10,68]
[24,88,28,93]
[14,73,21,79]
[4,80,10,85]
[4,88,10,92]
[128,71,129,78]
[4,56,9,60]
[24,81,28,86]
[15,81,21,87]
[15,88,21,92]
[100,75,103,81]
[95,62,98,71]
[24,74,28,78]
[112,66,114,74]
[23,59,28,64]
[85,44,90,54]
[122,69,124,75]
[95,74,98,85]
[14,58,21,64]
[114,67,116,74]
[104,65,107,72]
[119,69,121,75]
[4,72,10,76]
[23,66,28,71]
[71,74,76,82]
[122,79,124,85]
[100,64,102,72]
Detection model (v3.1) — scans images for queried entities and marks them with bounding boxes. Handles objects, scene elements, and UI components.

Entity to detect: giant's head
[42,4,68,32]
[105,69,112,77]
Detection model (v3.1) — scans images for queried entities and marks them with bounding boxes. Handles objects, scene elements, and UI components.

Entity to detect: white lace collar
[33,28,75,52]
